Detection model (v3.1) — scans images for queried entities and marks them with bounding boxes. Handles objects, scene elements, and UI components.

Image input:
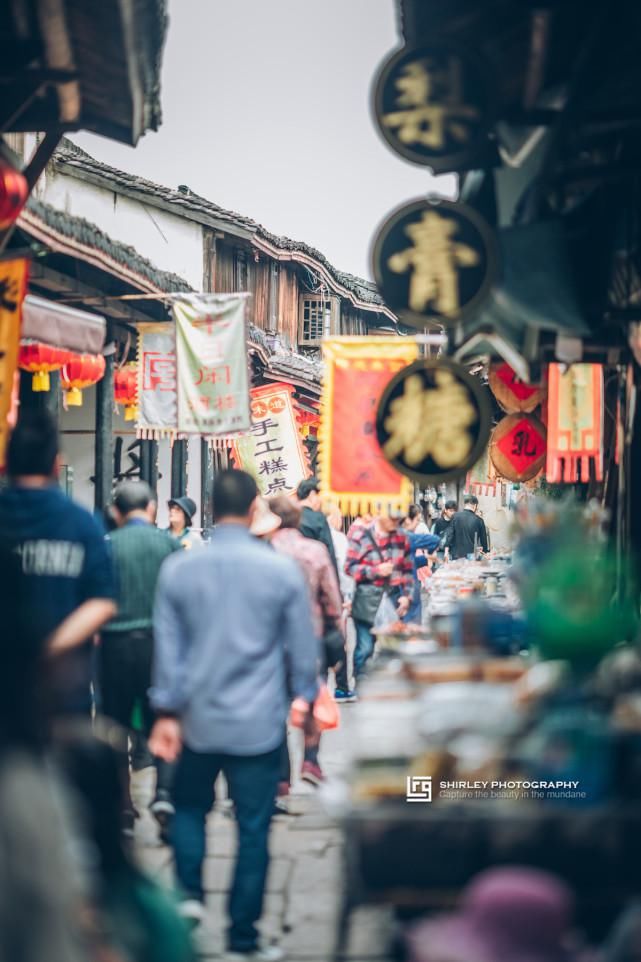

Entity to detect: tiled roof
[54,139,390,312]
[20,195,322,389]
[24,195,193,293]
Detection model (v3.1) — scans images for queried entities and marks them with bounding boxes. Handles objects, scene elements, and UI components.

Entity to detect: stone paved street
[132,721,393,961]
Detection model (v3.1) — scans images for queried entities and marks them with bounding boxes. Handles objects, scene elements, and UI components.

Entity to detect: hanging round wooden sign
[372,198,499,328]
[373,43,495,172]
[489,413,547,482]
[488,362,546,414]
[375,358,492,484]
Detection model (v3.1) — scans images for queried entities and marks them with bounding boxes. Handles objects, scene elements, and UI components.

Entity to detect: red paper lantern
[61,353,106,406]
[114,363,139,421]
[0,159,28,229]
[19,341,69,391]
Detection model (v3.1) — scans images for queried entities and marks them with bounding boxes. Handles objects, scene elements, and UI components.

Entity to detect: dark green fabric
[104,868,196,962]
[104,525,179,633]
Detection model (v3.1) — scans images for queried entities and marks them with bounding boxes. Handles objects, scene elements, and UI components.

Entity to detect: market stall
[331,515,641,958]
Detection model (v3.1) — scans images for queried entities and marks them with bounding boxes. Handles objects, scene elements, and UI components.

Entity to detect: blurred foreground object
[513,497,636,667]
[405,866,583,962]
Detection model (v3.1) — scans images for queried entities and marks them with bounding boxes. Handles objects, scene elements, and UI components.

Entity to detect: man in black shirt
[296,477,338,572]
[432,500,458,540]
[445,495,489,559]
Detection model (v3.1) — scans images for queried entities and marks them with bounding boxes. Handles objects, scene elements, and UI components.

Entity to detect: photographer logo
[406,776,432,802]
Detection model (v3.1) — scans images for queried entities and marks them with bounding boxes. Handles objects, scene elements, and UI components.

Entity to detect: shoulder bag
[351,529,388,626]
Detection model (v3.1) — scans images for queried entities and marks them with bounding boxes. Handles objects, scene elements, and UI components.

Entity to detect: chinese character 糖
[383,370,476,468]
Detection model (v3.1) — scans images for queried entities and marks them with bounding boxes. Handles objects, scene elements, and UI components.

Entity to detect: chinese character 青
[388,210,480,316]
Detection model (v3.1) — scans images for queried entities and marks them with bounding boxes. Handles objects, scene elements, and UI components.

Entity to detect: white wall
[39,169,203,291]
[40,163,207,523]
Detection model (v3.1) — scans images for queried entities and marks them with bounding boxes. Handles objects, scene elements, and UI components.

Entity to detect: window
[234,249,249,292]
[298,295,340,345]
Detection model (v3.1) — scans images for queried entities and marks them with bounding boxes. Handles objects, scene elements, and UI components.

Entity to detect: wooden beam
[28,262,160,324]
[23,131,63,191]
[94,321,115,511]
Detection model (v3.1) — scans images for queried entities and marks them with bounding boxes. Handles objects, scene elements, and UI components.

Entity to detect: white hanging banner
[173,293,251,436]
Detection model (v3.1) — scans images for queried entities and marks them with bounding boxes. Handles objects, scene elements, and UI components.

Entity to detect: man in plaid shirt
[345,512,414,679]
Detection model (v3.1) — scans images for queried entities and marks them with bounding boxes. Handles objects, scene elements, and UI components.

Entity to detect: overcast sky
[71,0,455,281]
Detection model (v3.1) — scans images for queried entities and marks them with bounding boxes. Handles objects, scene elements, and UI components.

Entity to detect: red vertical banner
[547,363,604,483]
[318,337,418,514]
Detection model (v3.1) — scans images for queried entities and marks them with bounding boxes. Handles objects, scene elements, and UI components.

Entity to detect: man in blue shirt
[0,411,116,715]
[149,469,318,960]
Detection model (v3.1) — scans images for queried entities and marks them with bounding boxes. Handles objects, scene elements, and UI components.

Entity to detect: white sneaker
[178,899,204,928]
[226,943,285,961]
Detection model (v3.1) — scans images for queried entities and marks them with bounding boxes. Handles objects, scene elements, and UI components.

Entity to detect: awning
[3,0,167,145]
[21,295,106,354]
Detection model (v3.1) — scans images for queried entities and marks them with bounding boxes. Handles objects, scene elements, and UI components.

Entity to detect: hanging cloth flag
[231,382,309,495]
[174,293,251,436]
[319,337,418,515]
[136,322,178,439]
[0,257,28,470]
[547,363,604,483]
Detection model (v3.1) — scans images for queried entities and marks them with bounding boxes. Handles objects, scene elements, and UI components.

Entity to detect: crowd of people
[0,409,497,961]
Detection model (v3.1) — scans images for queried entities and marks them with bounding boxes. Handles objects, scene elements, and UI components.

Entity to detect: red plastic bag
[313,683,340,731]
[289,683,340,731]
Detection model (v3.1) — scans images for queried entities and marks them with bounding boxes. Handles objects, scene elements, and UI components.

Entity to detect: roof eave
[251,235,395,320]
[53,156,257,241]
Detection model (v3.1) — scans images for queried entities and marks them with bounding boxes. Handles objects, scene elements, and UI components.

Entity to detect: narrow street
[133,723,388,961]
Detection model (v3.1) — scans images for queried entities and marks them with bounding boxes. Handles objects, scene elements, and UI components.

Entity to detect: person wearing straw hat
[249,497,282,541]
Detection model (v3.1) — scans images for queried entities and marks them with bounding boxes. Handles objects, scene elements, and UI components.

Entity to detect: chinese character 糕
[215,394,235,411]
[258,457,288,476]
[383,371,476,468]
[382,57,479,151]
[144,352,177,392]
[388,210,480,316]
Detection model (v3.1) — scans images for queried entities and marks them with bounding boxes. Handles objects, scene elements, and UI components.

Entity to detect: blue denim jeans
[353,618,376,678]
[171,743,281,952]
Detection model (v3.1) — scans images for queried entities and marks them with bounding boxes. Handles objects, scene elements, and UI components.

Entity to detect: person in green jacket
[99,481,180,835]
